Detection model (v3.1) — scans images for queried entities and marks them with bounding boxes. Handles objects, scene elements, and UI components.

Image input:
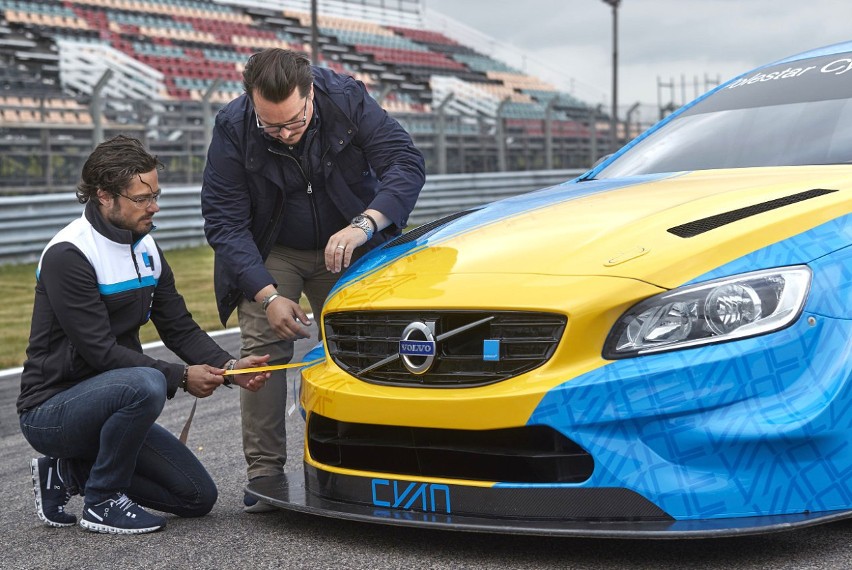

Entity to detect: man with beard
[18,135,270,535]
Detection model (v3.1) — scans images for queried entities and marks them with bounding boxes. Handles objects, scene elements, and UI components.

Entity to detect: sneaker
[243,476,278,513]
[31,457,76,528]
[80,493,166,535]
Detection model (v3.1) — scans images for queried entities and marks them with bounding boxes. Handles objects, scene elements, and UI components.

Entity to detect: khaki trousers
[237,245,348,479]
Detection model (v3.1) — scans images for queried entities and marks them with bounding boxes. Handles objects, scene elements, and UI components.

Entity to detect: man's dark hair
[242,48,313,102]
[76,135,162,204]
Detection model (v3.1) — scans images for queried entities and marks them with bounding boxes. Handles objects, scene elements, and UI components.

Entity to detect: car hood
[344,166,851,292]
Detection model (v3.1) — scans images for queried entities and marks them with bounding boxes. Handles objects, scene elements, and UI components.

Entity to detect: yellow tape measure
[222,357,324,375]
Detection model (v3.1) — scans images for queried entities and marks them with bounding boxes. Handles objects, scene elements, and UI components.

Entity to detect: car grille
[324,310,567,387]
[308,414,594,484]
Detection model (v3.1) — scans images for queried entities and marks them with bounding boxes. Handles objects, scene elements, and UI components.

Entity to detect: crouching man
[18,135,270,534]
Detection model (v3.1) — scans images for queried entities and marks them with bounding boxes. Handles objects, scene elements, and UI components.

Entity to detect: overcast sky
[422,0,852,117]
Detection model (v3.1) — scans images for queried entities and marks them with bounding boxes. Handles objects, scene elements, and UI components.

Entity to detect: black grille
[324,311,566,387]
[308,414,594,484]
[668,188,838,238]
[382,209,479,249]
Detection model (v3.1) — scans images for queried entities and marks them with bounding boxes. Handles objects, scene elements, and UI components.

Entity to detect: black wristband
[180,365,189,392]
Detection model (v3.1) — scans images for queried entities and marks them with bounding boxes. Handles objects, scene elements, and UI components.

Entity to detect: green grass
[1,245,238,370]
[0,261,41,369]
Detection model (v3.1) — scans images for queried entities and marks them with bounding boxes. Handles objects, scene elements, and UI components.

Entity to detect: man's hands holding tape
[182,354,271,398]
[225,354,272,391]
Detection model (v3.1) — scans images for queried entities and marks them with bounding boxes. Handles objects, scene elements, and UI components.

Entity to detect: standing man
[201,48,425,512]
[18,135,270,535]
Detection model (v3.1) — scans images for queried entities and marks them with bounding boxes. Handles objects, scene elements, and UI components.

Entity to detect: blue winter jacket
[202,67,426,325]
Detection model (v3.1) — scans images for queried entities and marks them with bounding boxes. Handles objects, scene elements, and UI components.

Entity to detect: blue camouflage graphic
[526,217,852,520]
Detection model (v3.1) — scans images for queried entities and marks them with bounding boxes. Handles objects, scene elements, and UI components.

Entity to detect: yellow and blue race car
[248,41,852,537]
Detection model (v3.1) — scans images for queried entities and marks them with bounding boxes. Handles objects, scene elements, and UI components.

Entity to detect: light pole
[601,0,620,153]
[310,0,319,63]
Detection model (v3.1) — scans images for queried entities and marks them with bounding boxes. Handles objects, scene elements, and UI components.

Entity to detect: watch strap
[261,292,282,312]
[350,214,374,240]
[361,213,378,232]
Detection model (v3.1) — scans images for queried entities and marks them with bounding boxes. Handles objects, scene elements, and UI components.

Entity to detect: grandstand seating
[0,93,92,125]
[0,0,604,185]
[1,0,587,119]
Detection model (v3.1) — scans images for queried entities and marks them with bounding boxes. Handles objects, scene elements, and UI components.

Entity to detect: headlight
[603,266,812,359]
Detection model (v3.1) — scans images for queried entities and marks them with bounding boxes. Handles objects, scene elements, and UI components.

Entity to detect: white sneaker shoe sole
[79,518,164,535]
[31,458,75,528]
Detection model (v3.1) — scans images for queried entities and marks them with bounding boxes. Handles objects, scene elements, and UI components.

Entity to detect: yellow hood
[366,166,851,290]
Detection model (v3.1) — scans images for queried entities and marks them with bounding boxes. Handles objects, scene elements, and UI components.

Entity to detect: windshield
[598,52,852,178]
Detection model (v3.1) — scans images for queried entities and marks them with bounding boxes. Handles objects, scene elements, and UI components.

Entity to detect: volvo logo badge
[399,321,436,375]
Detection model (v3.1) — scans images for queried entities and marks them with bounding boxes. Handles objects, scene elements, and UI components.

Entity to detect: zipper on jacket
[268,146,322,249]
[308,145,332,248]
[306,182,321,248]
[130,245,142,282]
[130,244,150,323]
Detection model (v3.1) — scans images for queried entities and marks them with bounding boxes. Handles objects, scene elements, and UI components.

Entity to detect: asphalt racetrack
[2,328,852,569]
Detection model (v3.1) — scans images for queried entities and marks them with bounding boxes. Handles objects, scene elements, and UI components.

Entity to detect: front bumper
[246,465,852,538]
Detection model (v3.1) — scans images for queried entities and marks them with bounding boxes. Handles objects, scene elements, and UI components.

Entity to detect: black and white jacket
[18,200,231,413]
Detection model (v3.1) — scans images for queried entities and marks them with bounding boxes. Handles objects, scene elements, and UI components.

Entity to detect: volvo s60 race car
[247,42,852,537]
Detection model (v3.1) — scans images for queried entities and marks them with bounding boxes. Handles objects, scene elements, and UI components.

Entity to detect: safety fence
[0,169,581,265]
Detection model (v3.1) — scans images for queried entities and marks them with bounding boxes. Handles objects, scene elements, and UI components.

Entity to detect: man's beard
[107,201,152,239]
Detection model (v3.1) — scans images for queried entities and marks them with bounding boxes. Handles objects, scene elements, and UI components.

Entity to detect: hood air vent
[382,208,480,249]
[668,188,838,238]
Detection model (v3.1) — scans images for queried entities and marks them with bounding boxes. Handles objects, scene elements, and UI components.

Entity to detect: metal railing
[0,169,581,265]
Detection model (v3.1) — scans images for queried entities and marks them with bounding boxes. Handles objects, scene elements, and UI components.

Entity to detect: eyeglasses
[118,189,161,209]
[255,97,309,135]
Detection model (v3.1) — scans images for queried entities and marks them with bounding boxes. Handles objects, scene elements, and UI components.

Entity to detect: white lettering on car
[727,66,817,89]
[822,59,852,75]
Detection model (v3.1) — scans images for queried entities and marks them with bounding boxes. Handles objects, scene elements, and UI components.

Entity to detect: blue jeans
[19,367,217,517]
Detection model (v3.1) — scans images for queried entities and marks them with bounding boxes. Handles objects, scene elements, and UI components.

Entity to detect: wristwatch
[350,214,375,241]
[261,292,282,312]
[222,358,237,388]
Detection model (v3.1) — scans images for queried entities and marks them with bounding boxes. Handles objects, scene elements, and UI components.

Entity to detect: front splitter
[246,466,852,539]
